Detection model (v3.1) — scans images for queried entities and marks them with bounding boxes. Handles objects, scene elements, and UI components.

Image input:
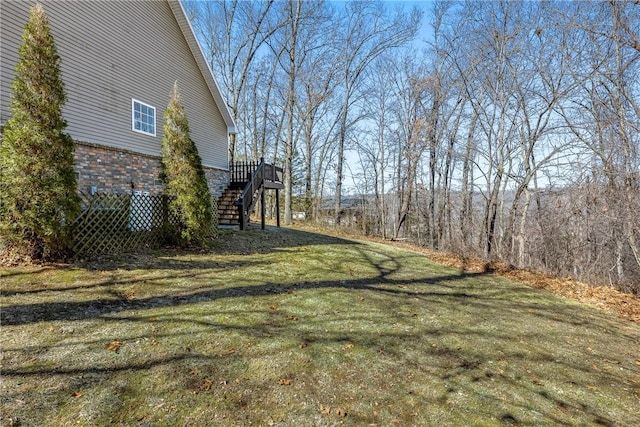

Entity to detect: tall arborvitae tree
[0,4,79,260]
[161,82,214,245]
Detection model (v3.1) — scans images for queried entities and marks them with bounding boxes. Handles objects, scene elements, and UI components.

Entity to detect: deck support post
[237,201,245,231]
[275,189,280,228]
[260,158,266,230]
[261,190,266,230]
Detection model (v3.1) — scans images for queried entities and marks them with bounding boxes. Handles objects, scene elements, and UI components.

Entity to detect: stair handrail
[237,157,265,230]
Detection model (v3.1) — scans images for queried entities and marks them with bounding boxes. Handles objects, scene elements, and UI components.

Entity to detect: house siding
[0,0,229,171]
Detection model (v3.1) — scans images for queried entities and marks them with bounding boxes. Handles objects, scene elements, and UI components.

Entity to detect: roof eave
[168,0,237,134]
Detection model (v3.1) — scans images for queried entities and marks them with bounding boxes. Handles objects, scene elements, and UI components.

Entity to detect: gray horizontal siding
[1,0,229,170]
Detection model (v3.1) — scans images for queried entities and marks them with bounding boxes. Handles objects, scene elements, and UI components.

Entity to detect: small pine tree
[161,82,214,245]
[0,4,80,260]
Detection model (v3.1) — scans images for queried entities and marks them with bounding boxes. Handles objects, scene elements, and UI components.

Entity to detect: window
[132,99,156,136]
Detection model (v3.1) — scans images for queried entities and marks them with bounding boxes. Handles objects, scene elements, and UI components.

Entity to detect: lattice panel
[211,196,219,231]
[72,192,218,256]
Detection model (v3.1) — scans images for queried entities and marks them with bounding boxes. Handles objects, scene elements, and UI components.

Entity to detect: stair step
[219,215,238,220]
[219,219,240,225]
[217,186,242,226]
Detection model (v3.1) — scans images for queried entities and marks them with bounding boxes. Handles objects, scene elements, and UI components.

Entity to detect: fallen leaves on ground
[319,404,347,417]
[198,379,213,392]
[123,288,136,300]
[278,378,291,385]
[222,348,236,356]
[106,339,122,352]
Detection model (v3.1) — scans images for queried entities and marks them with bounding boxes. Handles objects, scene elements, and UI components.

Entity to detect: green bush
[0,4,80,260]
[160,82,214,246]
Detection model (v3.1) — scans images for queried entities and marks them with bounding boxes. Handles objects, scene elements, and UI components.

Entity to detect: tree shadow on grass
[2,283,631,427]
[1,226,627,334]
[2,228,638,427]
[1,265,623,346]
[0,266,58,279]
[200,226,358,256]
[0,268,482,326]
[2,227,353,278]
[0,258,270,297]
[3,276,637,425]
[0,228,385,323]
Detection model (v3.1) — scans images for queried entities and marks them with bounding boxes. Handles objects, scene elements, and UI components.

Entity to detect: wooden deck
[231,160,284,190]
[220,159,283,229]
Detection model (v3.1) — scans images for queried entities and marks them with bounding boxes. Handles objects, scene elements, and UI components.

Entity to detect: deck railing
[235,158,284,230]
[231,159,283,186]
[231,160,260,185]
[262,162,284,186]
[237,161,263,230]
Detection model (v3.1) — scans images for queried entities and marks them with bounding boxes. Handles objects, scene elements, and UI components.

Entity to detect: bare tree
[266,0,334,225]
[332,1,421,225]
[187,0,288,163]
[294,5,339,221]
[560,0,640,289]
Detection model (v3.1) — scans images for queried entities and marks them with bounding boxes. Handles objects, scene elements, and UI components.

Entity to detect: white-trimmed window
[132,99,156,136]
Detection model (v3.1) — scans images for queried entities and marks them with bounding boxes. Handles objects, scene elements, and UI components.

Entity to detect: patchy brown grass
[1,226,639,426]
[295,223,640,323]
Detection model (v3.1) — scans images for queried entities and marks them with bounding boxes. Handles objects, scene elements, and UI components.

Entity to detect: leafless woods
[187,0,639,294]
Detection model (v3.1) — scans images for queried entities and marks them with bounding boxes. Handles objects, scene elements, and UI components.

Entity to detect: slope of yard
[295,224,640,323]
[1,227,639,426]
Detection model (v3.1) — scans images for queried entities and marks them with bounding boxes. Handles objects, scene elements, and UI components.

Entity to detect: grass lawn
[1,227,639,426]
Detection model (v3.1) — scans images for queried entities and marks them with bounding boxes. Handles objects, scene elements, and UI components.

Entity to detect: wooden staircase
[217,158,284,229]
[217,187,242,226]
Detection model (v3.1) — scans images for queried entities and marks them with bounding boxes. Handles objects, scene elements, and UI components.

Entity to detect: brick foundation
[205,165,231,197]
[74,141,230,197]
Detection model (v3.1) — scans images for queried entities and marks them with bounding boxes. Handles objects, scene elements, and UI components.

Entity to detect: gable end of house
[0,0,235,196]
